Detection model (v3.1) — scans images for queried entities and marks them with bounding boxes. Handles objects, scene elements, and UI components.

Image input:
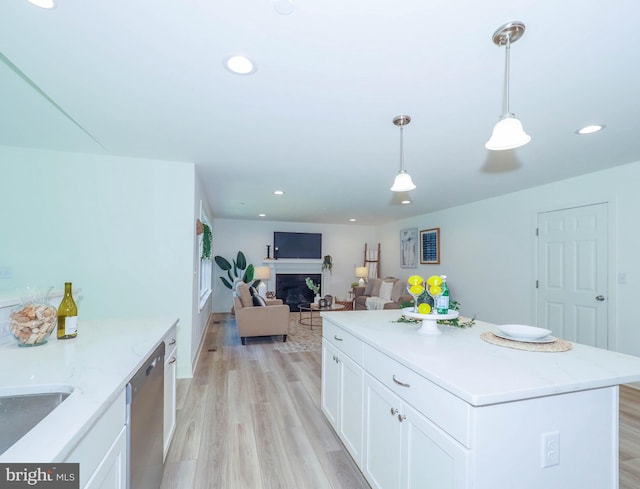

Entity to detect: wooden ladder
[363,243,381,279]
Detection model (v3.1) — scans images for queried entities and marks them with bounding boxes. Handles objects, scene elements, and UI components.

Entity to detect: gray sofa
[353,277,412,310]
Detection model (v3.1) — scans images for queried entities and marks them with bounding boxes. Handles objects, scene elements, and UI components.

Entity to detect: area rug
[273,313,322,353]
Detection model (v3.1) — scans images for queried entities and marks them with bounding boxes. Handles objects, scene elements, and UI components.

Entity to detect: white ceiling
[2,1,640,225]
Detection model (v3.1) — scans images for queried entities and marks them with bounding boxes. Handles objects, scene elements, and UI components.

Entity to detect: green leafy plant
[201,223,212,260]
[322,255,333,273]
[395,298,475,328]
[305,277,320,295]
[214,251,255,289]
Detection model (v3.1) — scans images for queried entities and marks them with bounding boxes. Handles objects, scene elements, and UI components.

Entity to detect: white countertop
[0,317,177,462]
[322,310,640,406]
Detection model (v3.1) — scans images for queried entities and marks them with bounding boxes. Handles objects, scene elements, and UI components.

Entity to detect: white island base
[320,310,640,489]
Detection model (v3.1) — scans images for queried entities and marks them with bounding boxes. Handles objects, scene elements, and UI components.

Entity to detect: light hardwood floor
[160,313,370,489]
[162,313,640,489]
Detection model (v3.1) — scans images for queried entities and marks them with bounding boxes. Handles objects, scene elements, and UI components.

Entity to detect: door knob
[595,295,605,301]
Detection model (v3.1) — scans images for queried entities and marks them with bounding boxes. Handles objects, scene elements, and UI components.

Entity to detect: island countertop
[0,317,177,462]
[321,310,640,406]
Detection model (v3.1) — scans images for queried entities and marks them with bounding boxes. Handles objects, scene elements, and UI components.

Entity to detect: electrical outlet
[541,431,560,467]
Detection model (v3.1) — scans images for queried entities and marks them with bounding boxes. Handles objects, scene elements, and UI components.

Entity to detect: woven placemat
[480,332,572,352]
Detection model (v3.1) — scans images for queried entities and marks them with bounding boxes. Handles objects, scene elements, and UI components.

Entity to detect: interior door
[536,203,608,347]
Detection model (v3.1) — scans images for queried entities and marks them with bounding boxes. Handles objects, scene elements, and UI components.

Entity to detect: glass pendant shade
[390,170,416,192]
[485,114,531,150]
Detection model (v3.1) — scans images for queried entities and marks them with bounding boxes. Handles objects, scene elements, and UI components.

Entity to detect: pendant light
[485,21,531,151]
[390,115,416,192]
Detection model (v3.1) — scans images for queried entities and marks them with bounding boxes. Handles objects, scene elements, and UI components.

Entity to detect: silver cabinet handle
[168,357,177,364]
[596,295,605,301]
[398,414,406,423]
[333,335,343,341]
[390,408,399,416]
[392,374,410,388]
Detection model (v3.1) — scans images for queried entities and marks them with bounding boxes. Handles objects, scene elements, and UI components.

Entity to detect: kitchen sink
[0,386,73,455]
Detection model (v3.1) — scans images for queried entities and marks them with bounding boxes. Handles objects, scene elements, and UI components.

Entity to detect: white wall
[0,145,204,377]
[211,218,377,312]
[376,160,640,357]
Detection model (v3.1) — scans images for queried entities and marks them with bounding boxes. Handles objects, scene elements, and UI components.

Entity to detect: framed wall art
[420,228,440,264]
[399,227,418,268]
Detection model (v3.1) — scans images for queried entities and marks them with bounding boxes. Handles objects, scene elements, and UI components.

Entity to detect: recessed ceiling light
[273,190,284,195]
[349,218,356,222]
[577,124,605,135]
[401,199,412,205]
[224,55,256,75]
[259,213,266,217]
[27,0,55,8]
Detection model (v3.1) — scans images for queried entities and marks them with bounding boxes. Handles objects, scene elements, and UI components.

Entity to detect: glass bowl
[10,303,58,347]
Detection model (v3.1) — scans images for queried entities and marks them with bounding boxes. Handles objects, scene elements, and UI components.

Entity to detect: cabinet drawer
[363,345,471,447]
[323,320,363,364]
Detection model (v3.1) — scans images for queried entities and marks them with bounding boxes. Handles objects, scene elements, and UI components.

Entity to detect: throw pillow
[237,283,254,308]
[366,278,381,297]
[391,279,405,302]
[370,278,383,297]
[379,280,394,301]
[252,294,267,307]
[249,286,258,296]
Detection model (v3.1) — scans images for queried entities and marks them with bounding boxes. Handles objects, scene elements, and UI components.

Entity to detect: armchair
[233,283,290,345]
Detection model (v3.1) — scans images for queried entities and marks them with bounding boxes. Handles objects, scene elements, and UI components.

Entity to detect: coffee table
[298,303,345,329]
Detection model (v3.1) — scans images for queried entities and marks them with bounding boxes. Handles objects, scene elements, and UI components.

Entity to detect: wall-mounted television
[274,232,322,259]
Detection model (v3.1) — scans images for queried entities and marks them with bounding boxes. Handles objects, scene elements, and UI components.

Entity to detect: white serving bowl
[497,324,552,340]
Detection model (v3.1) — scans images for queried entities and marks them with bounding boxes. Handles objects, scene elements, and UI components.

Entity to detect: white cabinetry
[65,390,126,489]
[163,324,178,460]
[83,426,127,489]
[363,374,469,489]
[321,321,364,466]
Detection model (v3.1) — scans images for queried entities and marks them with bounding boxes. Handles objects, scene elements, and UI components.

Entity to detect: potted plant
[214,251,255,289]
[322,255,333,273]
[305,277,321,304]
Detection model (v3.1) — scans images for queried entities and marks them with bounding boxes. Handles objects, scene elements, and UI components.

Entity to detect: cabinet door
[364,375,402,489]
[338,352,364,467]
[84,426,127,489]
[164,336,177,460]
[401,403,469,489]
[321,340,340,429]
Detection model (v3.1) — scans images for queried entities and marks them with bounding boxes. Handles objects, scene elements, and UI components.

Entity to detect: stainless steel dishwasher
[126,342,165,489]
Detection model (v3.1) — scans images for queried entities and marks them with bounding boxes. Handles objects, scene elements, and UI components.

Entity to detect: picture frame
[399,228,418,268]
[420,228,440,264]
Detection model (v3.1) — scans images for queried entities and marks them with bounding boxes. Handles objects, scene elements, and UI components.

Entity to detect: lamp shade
[485,115,531,151]
[390,171,417,192]
[355,267,368,278]
[254,266,271,280]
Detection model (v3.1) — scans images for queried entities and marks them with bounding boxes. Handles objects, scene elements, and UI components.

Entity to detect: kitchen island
[0,317,177,488]
[321,310,640,489]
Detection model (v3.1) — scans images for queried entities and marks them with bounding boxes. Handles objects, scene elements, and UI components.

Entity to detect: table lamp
[355,267,368,287]
[254,266,271,298]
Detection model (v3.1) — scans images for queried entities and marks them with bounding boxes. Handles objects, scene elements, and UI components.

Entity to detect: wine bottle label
[64,316,78,335]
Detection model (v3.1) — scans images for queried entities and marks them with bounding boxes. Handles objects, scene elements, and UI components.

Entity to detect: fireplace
[276,273,321,312]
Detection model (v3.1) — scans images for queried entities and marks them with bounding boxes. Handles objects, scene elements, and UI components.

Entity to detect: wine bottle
[57,282,78,339]
[436,275,450,314]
